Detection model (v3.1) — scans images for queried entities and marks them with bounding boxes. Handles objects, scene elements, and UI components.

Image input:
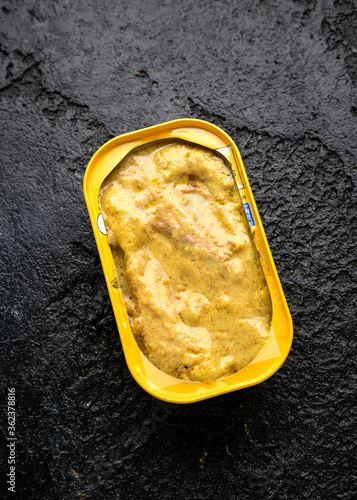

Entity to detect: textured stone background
[1,0,356,498]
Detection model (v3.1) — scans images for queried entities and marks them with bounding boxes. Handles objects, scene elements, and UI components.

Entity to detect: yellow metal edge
[83,118,293,404]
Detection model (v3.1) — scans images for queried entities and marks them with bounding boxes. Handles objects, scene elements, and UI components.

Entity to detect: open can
[83,118,293,403]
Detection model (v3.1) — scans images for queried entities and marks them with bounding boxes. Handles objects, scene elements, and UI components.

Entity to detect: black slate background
[1,0,356,498]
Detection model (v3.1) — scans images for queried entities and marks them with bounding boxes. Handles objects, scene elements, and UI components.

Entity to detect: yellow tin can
[83,118,293,403]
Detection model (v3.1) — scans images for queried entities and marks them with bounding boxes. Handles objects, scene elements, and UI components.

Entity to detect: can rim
[83,118,293,403]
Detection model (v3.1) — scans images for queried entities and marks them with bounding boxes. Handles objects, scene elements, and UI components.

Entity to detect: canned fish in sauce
[84,119,292,403]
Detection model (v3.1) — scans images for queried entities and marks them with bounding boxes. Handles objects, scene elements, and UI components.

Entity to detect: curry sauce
[99,140,272,382]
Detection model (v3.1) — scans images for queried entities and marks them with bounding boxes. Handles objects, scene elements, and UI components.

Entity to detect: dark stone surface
[0,0,356,498]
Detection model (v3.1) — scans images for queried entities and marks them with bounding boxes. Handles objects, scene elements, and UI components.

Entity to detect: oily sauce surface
[99,140,272,382]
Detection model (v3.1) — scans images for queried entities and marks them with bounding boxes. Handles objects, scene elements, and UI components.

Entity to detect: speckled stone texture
[0,0,356,498]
